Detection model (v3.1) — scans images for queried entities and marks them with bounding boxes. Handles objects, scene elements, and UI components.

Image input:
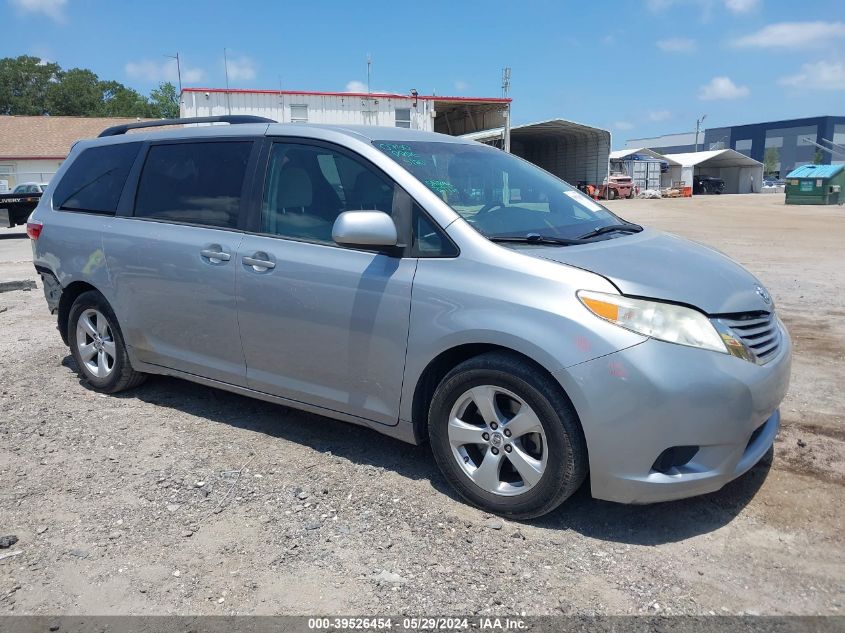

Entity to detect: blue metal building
[626,115,845,177]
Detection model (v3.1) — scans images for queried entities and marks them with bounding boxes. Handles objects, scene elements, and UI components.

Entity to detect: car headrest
[278,167,313,209]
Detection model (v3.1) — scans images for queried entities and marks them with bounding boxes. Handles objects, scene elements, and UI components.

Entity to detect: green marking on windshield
[377,143,425,166]
[424,179,458,194]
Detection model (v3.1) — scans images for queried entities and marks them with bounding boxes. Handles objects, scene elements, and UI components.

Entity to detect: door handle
[200,247,231,263]
[243,253,276,271]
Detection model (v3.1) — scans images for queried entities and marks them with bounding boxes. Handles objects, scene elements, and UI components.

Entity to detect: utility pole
[164,53,182,95]
[366,54,372,94]
[223,48,231,115]
[694,113,707,152]
[502,67,511,153]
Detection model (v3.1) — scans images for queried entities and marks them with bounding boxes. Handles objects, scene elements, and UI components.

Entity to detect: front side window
[134,141,252,228]
[53,143,141,214]
[374,141,622,241]
[261,142,394,244]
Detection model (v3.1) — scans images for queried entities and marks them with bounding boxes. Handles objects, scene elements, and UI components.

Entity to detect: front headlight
[577,290,727,354]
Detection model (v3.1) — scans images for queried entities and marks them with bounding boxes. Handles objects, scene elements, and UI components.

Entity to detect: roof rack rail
[98,115,276,138]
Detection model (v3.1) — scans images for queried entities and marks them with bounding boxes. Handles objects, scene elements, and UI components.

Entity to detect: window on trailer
[290,105,308,123]
[395,109,412,128]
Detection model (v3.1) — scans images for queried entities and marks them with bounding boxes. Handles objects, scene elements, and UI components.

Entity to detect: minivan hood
[514,228,771,315]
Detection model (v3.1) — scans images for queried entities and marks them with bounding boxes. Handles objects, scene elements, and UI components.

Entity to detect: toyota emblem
[755,285,772,305]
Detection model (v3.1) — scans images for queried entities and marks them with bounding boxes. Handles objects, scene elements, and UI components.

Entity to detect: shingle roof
[0,116,154,159]
[786,164,845,179]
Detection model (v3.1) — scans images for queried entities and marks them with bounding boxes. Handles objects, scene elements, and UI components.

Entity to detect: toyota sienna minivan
[29,116,791,518]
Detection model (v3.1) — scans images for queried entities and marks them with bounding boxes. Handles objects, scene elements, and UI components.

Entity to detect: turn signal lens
[577,290,728,354]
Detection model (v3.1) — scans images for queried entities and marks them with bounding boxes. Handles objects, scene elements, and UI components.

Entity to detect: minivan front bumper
[555,326,791,504]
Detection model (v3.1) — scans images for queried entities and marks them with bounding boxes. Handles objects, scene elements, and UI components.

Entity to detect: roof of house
[0,116,153,159]
[786,164,845,179]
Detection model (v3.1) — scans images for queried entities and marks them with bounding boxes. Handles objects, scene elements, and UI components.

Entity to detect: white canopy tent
[663,149,764,194]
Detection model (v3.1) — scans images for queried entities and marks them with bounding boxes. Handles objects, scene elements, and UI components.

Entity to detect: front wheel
[68,291,146,393]
[428,352,587,519]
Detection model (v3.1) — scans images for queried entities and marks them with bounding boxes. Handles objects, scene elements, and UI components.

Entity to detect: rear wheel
[68,291,146,393]
[428,352,587,519]
[606,188,617,200]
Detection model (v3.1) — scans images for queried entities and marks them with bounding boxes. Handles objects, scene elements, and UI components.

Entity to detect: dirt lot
[0,194,843,615]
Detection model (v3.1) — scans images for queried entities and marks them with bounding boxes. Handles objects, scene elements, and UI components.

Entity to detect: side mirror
[332,210,398,249]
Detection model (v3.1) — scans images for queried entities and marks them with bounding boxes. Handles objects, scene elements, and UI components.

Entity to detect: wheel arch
[409,343,583,446]
[57,280,102,345]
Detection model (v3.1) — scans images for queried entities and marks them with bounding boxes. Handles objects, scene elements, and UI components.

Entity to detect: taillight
[26,220,43,240]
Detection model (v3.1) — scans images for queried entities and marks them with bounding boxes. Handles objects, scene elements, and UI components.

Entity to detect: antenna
[223,48,231,115]
[502,67,512,153]
[367,53,372,94]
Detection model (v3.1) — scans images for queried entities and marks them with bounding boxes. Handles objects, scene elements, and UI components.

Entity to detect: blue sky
[2,0,844,147]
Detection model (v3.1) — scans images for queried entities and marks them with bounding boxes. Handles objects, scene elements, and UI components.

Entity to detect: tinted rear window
[53,143,141,214]
[134,141,253,229]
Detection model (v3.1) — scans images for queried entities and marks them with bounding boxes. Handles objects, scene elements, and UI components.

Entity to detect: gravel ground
[0,194,843,615]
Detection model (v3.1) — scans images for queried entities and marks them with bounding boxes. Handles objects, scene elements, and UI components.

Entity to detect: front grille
[718,311,781,365]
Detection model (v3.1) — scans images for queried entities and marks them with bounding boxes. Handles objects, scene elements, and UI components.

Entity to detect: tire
[428,352,588,519]
[68,290,146,393]
[606,188,617,200]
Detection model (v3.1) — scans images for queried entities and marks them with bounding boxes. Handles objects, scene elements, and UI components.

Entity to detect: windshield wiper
[489,233,585,246]
[576,223,643,240]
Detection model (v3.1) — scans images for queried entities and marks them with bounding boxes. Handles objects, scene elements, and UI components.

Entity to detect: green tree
[148,82,179,118]
[813,150,824,165]
[46,68,104,116]
[763,147,780,176]
[0,55,61,115]
[101,81,153,117]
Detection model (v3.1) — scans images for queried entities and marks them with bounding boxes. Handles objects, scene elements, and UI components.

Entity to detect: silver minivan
[29,117,791,518]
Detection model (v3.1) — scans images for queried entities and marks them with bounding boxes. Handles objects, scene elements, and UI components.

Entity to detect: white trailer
[180,88,509,135]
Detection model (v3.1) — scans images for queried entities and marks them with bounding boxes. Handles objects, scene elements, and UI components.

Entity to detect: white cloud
[225,54,256,82]
[454,80,469,92]
[614,121,634,130]
[601,34,616,45]
[345,80,368,93]
[733,22,845,49]
[126,59,204,85]
[778,61,845,91]
[698,76,750,100]
[10,0,66,21]
[656,37,696,52]
[648,109,672,122]
[725,0,759,12]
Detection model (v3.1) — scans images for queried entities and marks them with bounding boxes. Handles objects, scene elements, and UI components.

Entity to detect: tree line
[0,55,179,119]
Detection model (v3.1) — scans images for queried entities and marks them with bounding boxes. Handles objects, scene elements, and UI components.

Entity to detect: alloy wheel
[75,308,116,379]
[447,385,548,496]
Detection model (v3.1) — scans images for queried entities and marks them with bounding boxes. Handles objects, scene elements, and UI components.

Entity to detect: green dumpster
[785,164,844,205]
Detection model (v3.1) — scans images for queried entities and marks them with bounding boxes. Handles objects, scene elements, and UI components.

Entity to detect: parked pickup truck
[0,182,48,228]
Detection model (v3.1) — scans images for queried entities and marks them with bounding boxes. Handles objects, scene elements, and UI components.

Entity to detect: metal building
[626,115,845,176]
[461,119,611,188]
[609,148,680,192]
[181,88,509,135]
[180,89,612,188]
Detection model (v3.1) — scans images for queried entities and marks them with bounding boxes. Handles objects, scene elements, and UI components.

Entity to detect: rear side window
[134,141,253,229]
[53,143,140,214]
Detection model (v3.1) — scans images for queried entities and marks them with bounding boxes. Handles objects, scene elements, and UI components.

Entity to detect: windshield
[374,140,623,240]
